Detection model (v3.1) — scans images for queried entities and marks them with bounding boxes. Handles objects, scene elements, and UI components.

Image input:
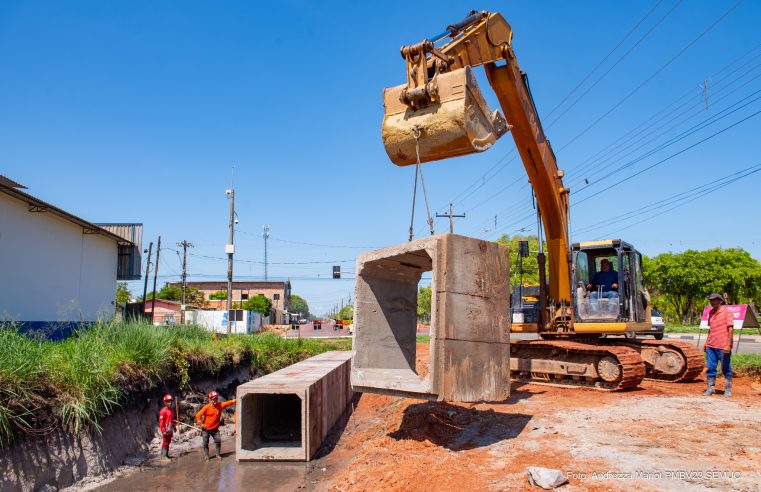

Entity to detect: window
[242,293,249,300]
[274,294,280,301]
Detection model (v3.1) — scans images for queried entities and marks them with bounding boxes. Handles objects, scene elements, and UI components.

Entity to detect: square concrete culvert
[236,351,352,461]
[351,233,511,402]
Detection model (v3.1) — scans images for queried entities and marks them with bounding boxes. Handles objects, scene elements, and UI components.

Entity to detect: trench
[1,362,257,492]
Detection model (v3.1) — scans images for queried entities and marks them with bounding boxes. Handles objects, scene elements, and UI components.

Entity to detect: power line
[555,0,744,155]
[545,0,681,128]
[187,252,355,265]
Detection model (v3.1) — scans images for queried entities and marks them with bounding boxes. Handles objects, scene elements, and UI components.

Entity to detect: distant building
[174,280,291,323]
[0,175,141,338]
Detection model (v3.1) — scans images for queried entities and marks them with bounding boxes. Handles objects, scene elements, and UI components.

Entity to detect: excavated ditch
[0,362,254,492]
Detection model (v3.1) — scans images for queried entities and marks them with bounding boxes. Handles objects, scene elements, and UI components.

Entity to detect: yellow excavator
[381,10,703,390]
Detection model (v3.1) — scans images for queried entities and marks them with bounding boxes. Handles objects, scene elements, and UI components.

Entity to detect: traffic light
[333,265,340,279]
[518,241,530,257]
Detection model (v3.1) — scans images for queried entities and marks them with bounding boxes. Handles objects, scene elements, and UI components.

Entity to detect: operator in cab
[587,258,619,316]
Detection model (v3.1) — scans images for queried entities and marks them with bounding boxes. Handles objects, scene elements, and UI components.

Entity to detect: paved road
[284,323,761,353]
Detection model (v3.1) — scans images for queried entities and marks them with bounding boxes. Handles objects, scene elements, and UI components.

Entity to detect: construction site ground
[89,343,761,491]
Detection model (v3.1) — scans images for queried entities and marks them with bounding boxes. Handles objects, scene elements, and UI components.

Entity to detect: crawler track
[631,339,704,382]
[510,340,646,391]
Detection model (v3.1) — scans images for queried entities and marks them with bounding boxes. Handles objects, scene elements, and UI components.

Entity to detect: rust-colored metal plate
[381,66,508,166]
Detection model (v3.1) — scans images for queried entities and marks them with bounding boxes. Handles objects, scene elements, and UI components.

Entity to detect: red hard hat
[208,391,219,400]
[163,394,173,402]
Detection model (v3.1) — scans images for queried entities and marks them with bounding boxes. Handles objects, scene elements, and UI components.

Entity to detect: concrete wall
[0,193,118,327]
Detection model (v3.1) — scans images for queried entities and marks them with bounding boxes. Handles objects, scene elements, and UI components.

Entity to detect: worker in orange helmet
[195,390,236,461]
[158,394,176,460]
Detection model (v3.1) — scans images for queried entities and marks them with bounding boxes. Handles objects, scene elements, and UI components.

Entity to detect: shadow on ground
[387,402,532,451]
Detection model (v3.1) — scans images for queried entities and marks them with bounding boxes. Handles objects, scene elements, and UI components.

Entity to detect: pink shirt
[706,306,733,350]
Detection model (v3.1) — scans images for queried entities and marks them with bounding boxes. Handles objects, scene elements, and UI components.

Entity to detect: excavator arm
[381,11,571,323]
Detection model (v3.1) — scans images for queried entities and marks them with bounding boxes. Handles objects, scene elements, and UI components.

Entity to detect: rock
[36,485,58,492]
[526,467,568,489]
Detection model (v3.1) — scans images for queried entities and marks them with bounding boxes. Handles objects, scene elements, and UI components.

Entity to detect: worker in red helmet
[158,394,176,460]
[195,390,236,461]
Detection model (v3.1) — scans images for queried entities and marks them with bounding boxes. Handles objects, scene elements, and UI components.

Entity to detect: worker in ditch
[196,390,236,461]
[703,293,734,397]
[158,394,176,460]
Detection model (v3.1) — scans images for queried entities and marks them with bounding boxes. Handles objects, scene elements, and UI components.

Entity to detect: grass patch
[416,335,431,343]
[731,353,761,379]
[0,321,347,445]
[664,324,703,334]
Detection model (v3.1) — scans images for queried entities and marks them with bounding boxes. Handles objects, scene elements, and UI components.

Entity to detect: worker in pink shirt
[703,293,734,397]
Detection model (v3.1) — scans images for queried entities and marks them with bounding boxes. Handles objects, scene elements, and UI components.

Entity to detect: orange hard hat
[208,391,219,400]
[163,394,173,402]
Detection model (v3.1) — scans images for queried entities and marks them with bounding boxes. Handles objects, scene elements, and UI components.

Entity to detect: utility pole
[263,225,270,280]
[150,236,161,325]
[436,203,466,233]
[178,240,193,324]
[142,241,153,318]
[226,188,235,334]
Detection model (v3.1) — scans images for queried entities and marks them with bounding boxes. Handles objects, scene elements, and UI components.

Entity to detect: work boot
[703,376,716,396]
[160,448,169,461]
[723,376,732,397]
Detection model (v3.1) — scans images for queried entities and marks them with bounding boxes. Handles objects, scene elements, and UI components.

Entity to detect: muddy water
[97,440,309,492]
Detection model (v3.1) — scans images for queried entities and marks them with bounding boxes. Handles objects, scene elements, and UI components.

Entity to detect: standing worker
[703,293,734,397]
[196,390,236,461]
[158,394,176,460]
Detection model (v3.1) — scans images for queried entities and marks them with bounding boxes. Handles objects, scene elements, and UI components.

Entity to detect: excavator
[381,10,703,390]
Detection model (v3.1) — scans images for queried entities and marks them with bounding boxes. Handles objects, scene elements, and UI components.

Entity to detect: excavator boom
[379,10,703,390]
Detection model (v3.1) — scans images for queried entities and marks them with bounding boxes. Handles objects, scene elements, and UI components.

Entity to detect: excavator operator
[587,259,619,315]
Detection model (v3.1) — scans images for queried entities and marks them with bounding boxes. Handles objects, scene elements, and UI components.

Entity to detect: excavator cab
[572,240,649,325]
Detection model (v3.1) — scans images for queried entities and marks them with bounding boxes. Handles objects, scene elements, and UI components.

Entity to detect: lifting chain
[408,126,435,241]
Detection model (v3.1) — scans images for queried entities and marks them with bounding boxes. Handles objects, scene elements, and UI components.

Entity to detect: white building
[0,175,141,338]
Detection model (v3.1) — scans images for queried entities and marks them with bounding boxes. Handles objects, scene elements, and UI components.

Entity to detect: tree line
[413,235,761,326]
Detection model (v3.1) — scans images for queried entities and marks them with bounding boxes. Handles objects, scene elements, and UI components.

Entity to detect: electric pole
[178,240,193,324]
[142,241,153,319]
[226,188,235,334]
[436,203,465,233]
[263,225,270,281]
[150,236,161,325]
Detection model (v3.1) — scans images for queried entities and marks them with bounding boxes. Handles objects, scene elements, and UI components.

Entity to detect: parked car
[649,308,665,340]
[298,318,308,324]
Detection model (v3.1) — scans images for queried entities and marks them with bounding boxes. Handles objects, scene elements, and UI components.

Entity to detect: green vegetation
[142,283,205,306]
[416,335,431,343]
[208,290,227,300]
[417,286,431,320]
[290,295,311,318]
[337,303,353,321]
[496,234,546,286]
[116,282,131,304]
[0,321,347,445]
[242,294,272,315]
[663,324,703,334]
[732,353,761,379]
[644,248,761,325]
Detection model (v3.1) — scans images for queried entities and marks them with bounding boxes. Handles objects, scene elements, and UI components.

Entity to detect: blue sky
[2,1,760,315]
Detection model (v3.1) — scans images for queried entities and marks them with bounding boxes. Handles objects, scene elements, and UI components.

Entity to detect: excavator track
[510,340,646,391]
[607,339,705,382]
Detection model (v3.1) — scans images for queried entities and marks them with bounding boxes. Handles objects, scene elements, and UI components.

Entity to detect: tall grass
[0,321,345,445]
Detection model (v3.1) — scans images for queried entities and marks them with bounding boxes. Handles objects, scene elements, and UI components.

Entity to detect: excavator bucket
[382,66,508,166]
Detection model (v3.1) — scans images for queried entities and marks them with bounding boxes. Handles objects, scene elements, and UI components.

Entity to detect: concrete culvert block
[236,351,352,461]
[351,233,510,402]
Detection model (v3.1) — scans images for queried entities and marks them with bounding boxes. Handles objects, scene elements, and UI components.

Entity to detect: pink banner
[699,304,751,329]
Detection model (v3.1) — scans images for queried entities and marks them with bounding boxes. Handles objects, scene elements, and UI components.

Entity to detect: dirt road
[91,343,761,491]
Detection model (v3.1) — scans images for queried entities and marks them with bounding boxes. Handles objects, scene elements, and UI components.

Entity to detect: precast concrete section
[352,233,511,402]
[236,351,353,461]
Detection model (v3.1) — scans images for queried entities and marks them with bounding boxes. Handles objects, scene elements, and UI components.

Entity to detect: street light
[225,188,235,334]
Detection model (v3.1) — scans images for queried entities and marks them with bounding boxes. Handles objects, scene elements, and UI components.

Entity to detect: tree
[116,282,131,304]
[644,248,761,324]
[496,234,547,287]
[290,295,310,318]
[141,283,205,307]
[337,304,353,321]
[242,294,272,316]
[208,290,227,300]
[417,286,432,321]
